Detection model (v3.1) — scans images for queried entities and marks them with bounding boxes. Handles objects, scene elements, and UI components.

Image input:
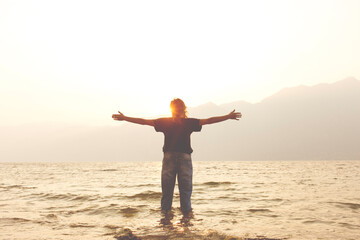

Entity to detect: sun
[147,99,172,118]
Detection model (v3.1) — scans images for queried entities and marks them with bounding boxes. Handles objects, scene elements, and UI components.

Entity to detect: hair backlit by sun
[170,98,188,118]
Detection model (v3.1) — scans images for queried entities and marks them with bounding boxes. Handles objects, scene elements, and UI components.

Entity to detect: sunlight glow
[1,0,360,125]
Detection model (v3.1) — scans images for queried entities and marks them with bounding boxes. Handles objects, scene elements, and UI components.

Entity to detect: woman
[112,98,241,215]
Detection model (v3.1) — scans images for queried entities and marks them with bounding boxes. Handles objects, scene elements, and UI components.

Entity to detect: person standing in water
[112,98,241,215]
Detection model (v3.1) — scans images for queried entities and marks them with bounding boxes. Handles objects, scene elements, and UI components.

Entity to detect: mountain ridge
[1,77,359,161]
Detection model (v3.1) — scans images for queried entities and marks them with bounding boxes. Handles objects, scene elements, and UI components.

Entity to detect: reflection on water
[0,161,360,240]
[159,210,193,231]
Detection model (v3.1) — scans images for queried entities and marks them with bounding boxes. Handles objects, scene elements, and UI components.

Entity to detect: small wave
[45,203,81,210]
[100,169,118,172]
[247,208,272,213]
[32,192,99,202]
[268,198,283,202]
[43,213,58,220]
[128,191,162,200]
[66,204,143,217]
[66,206,96,215]
[119,207,139,218]
[230,197,251,202]
[2,217,54,226]
[329,201,360,210]
[216,195,232,200]
[71,194,99,201]
[338,222,360,229]
[0,217,32,224]
[1,184,37,190]
[135,183,158,187]
[70,222,96,228]
[303,220,334,225]
[201,181,234,187]
[104,224,121,230]
[258,198,283,202]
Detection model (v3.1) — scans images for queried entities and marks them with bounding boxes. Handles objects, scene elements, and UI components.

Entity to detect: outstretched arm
[199,110,242,126]
[112,111,155,126]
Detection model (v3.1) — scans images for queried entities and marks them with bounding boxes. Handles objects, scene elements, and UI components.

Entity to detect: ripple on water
[41,213,58,220]
[338,222,360,230]
[0,217,32,224]
[247,208,272,213]
[200,181,234,187]
[100,169,118,172]
[30,192,100,202]
[69,222,96,228]
[1,184,37,190]
[119,206,140,218]
[127,191,162,200]
[328,201,360,210]
[302,220,334,225]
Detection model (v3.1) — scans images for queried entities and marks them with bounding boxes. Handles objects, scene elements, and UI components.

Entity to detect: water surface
[1,161,359,239]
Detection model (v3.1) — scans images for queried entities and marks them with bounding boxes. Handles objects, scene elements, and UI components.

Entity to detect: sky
[1,0,360,126]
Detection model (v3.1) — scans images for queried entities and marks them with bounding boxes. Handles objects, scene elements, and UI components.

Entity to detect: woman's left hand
[112,111,126,121]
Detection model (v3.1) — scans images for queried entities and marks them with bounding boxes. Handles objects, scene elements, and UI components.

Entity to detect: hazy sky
[1,0,360,126]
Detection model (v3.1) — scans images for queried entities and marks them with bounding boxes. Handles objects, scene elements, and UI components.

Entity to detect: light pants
[161,152,193,213]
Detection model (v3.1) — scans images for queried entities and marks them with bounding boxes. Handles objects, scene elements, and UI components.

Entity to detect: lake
[1,160,359,240]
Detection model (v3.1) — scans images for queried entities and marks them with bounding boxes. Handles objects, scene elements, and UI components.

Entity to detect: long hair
[170,98,188,118]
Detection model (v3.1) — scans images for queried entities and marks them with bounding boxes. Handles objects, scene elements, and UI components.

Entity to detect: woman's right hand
[112,111,126,121]
[228,110,242,120]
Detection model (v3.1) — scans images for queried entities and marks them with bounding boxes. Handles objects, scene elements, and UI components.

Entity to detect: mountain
[1,77,360,162]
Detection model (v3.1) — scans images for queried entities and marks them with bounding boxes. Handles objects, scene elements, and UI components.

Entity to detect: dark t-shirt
[154,118,202,154]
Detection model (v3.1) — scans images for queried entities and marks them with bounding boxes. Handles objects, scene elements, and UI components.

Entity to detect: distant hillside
[1,77,360,161]
[192,77,360,160]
